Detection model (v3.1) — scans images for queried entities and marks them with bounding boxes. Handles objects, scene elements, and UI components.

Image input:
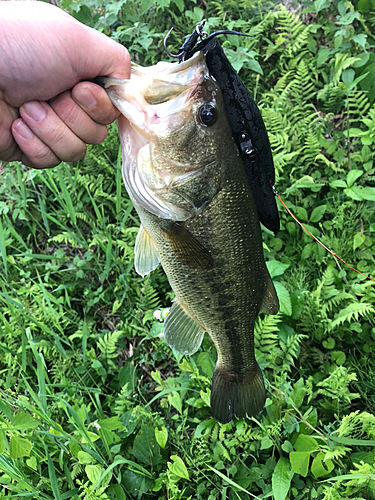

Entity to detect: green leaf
[200,389,211,407]
[107,484,127,500]
[98,416,122,432]
[196,351,215,378]
[311,452,334,478]
[155,427,168,449]
[168,391,182,414]
[12,412,39,430]
[344,186,363,201]
[266,260,290,278]
[330,179,347,188]
[323,337,335,349]
[133,425,161,466]
[247,58,263,75]
[168,455,189,480]
[301,243,315,260]
[274,282,292,316]
[294,434,319,453]
[351,451,375,465]
[310,205,326,223]
[194,418,216,439]
[359,187,375,201]
[353,232,366,251]
[290,452,310,477]
[85,464,102,484]
[289,378,305,408]
[314,0,330,12]
[353,34,367,48]
[172,0,184,11]
[281,441,294,453]
[261,435,273,450]
[9,436,32,459]
[331,351,346,365]
[26,456,37,470]
[272,457,293,500]
[344,186,375,202]
[346,169,364,188]
[78,451,94,464]
[317,48,331,66]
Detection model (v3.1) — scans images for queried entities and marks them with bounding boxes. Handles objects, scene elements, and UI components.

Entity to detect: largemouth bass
[103,51,279,424]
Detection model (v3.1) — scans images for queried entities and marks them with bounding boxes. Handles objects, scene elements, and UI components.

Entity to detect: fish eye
[198,104,217,127]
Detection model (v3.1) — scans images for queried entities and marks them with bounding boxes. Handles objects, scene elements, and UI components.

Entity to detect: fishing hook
[163,27,180,59]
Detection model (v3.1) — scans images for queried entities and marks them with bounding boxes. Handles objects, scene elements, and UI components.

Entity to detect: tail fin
[210,363,266,424]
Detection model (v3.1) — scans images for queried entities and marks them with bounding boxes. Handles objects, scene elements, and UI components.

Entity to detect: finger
[19,101,87,163]
[72,82,121,125]
[50,90,109,144]
[12,118,61,169]
[0,98,22,162]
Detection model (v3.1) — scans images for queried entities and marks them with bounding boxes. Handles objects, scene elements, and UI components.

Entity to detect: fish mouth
[104,52,213,220]
[104,51,207,136]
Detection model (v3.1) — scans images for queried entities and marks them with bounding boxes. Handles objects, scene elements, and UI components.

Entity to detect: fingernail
[15,121,34,139]
[74,88,97,109]
[23,101,47,121]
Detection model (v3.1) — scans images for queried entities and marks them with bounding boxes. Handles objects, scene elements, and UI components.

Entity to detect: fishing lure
[164,21,280,233]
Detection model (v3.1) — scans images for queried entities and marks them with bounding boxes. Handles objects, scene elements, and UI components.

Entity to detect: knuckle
[32,146,58,167]
[50,92,80,123]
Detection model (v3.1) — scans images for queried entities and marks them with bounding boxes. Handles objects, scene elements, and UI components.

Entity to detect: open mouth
[102,52,210,221]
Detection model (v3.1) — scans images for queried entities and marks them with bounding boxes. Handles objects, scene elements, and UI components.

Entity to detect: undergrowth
[0,0,375,498]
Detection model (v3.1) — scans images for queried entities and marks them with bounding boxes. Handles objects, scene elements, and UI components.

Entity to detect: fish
[102,50,279,424]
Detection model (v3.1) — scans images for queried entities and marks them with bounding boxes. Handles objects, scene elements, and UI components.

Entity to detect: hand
[0,1,130,168]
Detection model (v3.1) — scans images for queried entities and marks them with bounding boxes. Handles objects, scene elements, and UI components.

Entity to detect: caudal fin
[210,363,266,424]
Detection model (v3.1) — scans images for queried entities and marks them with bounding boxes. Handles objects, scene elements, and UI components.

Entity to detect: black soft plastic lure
[165,22,280,233]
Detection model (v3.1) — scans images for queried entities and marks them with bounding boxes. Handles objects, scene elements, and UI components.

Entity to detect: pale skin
[0,1,130,169]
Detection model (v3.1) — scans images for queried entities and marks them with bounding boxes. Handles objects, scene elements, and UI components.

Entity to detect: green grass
[1,0,375,498]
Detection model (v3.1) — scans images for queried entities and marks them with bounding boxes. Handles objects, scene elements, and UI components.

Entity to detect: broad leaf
[311,452,334,478]
[9,436,32,459]
[289,452,310,477]
[271,457,293,500]
[168,455,189,480]
[154,427,168,449]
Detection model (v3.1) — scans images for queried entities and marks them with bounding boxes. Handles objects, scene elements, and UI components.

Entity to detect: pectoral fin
[260,274,279,315]
[164,299,205,355]
[134,225,160,277]
[161,221,214,270]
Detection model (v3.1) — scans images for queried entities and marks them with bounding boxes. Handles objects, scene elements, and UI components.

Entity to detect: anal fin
[134,224,160,277]
[164,299,205,355]
[260,273,279,315]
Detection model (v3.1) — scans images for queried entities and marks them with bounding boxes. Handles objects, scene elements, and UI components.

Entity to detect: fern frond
[330,302,375,330]
[280,333,308,370]
[317,83,347,112]
[97,330,123,366]
[49,233,80,248]
[337,411,375,440]
[139,280,161,312]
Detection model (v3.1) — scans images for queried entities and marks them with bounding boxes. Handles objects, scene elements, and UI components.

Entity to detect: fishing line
[274,189,375,283]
